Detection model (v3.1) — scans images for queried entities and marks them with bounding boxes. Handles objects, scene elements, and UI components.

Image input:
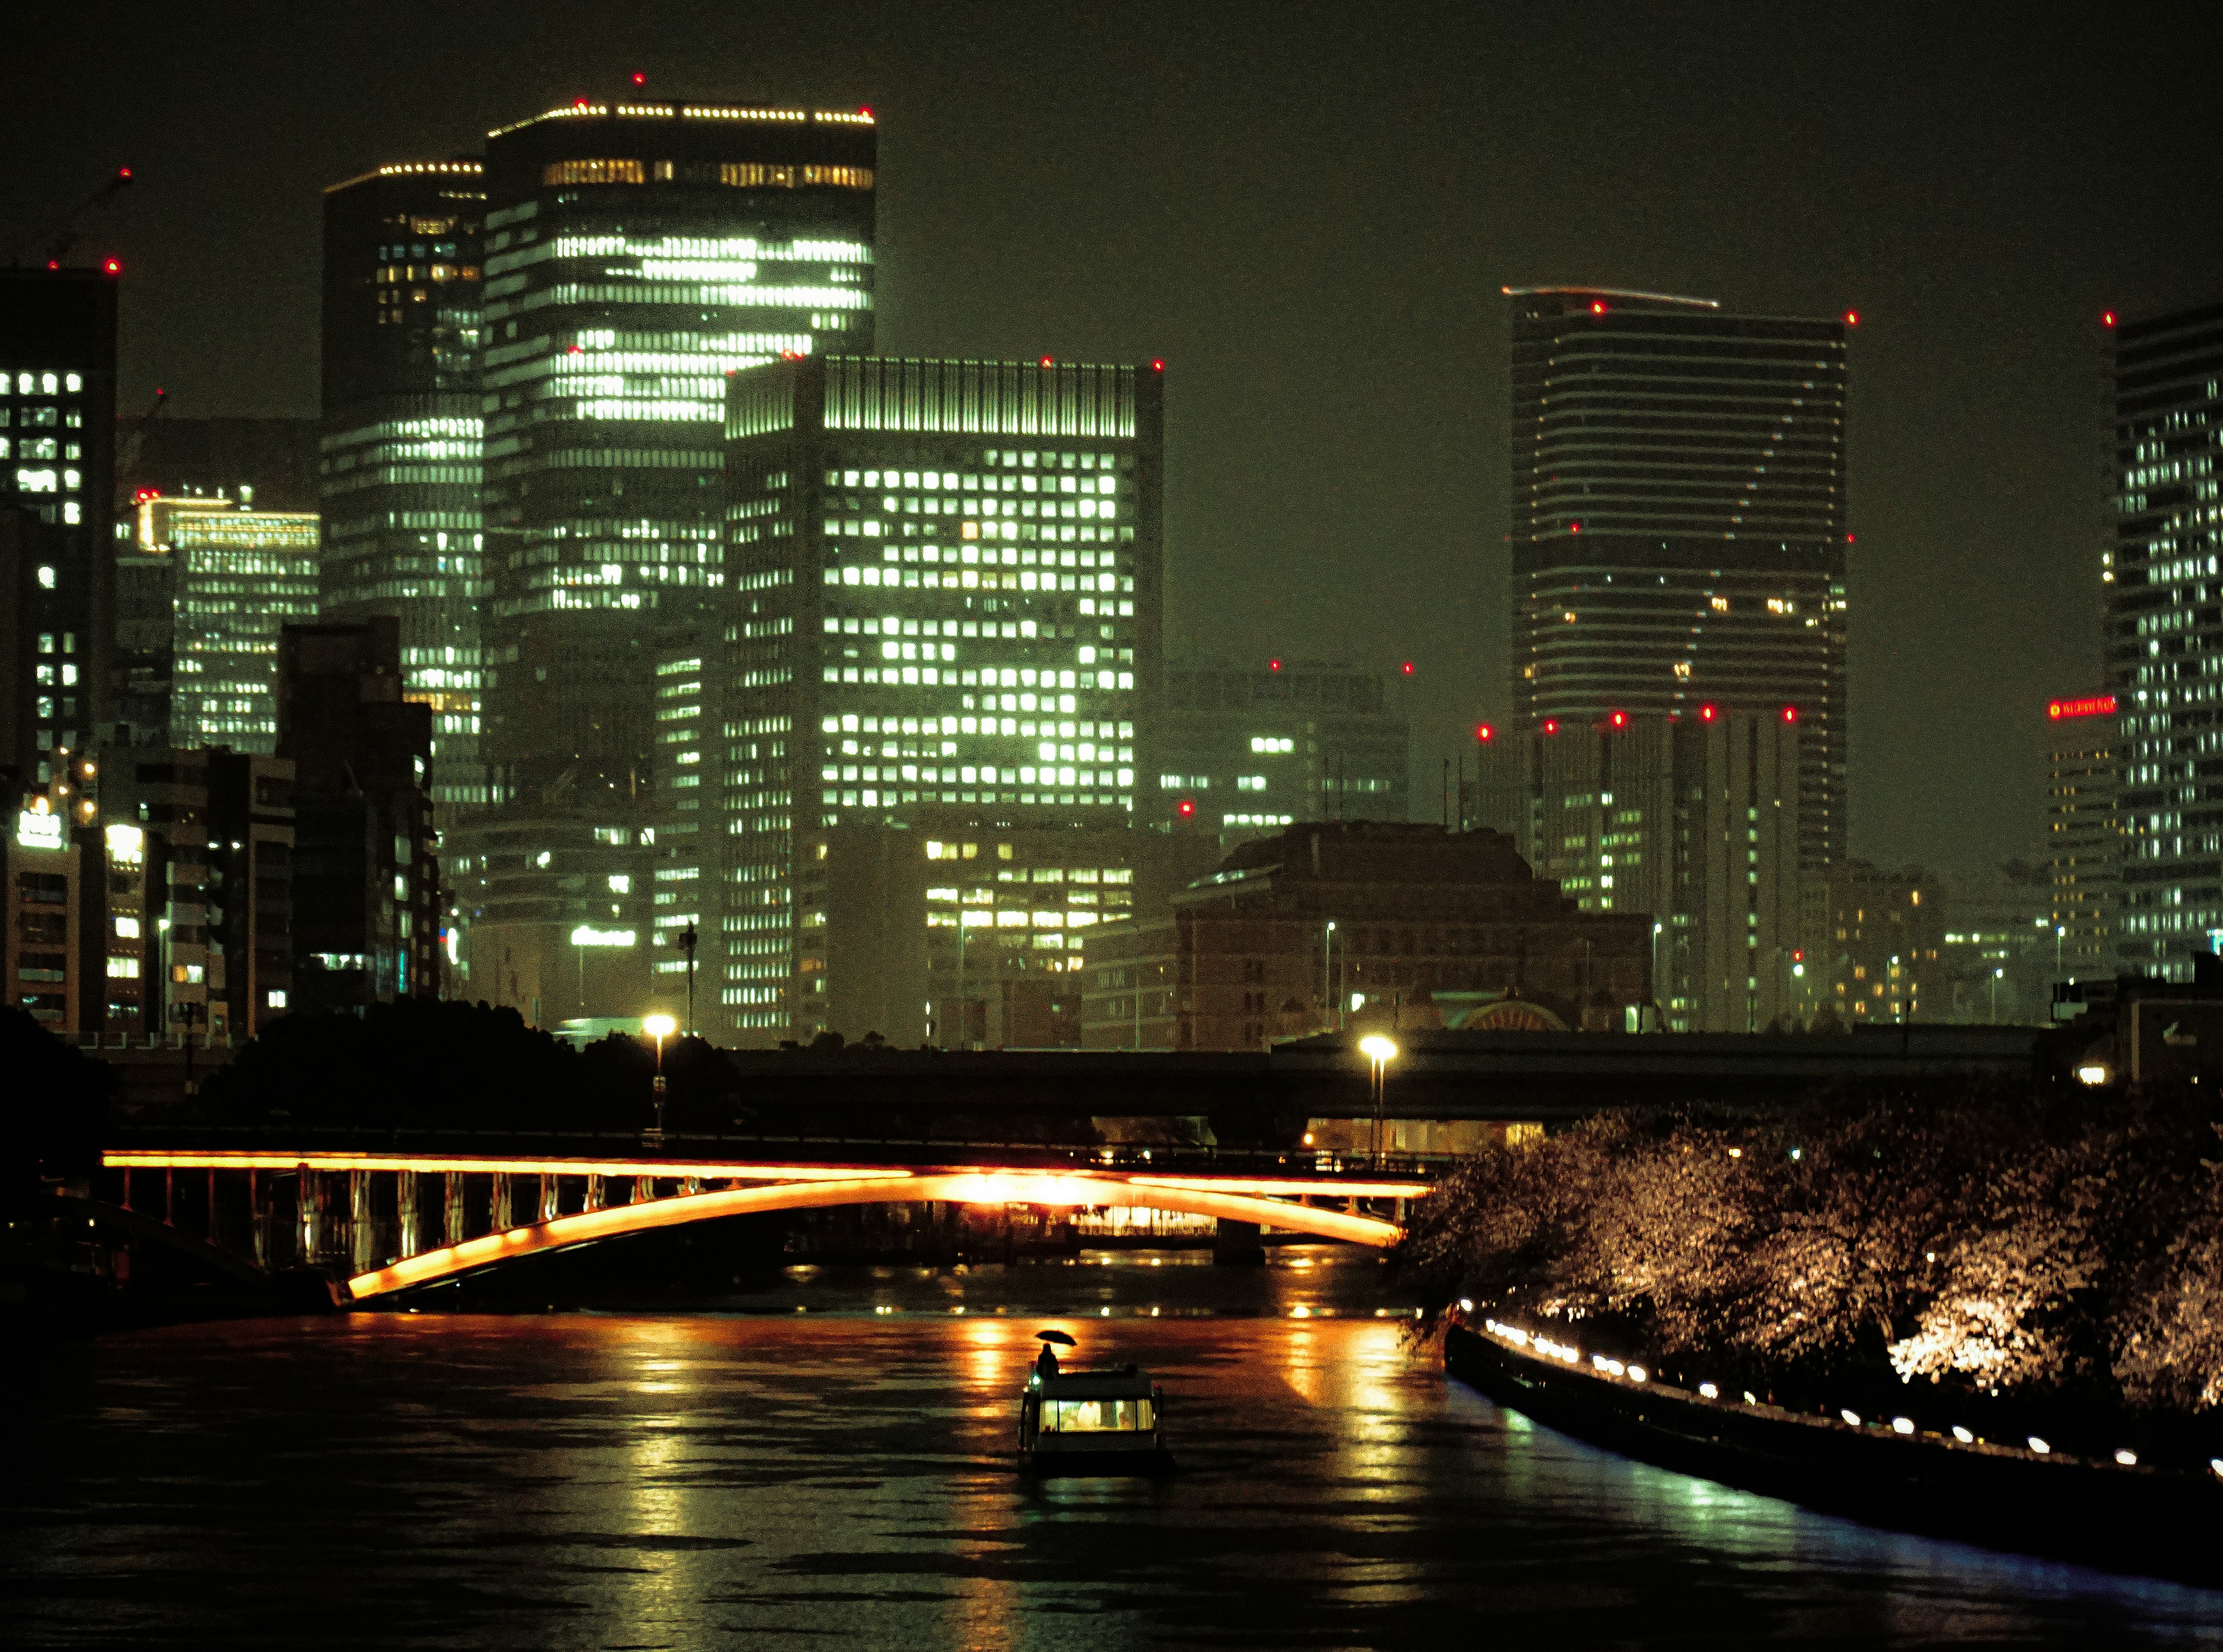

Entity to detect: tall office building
[1,268,119,803]
[1506,286,1849,876]
[2105,300,2223,978]
[652,353,1161,1044]
[458,99,877,1022]
[1156,660,1409,839]
[129,496,319,752]
[1472,708,1804,1031]
[2045,692,2118,983]
[318,160,487,813]
[278,619,441,1013]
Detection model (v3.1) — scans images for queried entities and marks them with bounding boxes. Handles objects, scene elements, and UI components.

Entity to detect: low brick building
[1081,821,1653,1049]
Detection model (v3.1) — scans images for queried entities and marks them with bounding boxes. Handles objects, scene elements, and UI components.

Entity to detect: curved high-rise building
[1505,286,1849,876]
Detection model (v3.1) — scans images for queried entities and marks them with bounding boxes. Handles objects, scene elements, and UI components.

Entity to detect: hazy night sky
[12,2,2223,886]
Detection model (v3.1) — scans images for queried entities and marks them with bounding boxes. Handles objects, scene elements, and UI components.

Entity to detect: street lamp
[644,1013,677,1143]
[1359,1034,1398,1167]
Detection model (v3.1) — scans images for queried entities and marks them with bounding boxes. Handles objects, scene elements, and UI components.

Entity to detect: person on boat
[1035,1339,1061,1380]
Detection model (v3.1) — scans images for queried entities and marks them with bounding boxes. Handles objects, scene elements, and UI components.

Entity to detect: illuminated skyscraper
[2105,299,2223,977]
[133,496,319,752]
[1,267,118,803]
[1505,286,1849,876]
[656,353,1162,1044]
[318,160,486,811]
[460,98,876,1022]
[2045,692,2118,983]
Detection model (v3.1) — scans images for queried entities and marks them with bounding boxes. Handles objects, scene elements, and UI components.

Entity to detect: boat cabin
[1018,1365,1171,1474]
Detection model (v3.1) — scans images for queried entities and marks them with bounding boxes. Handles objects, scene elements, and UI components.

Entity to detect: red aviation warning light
[1040,356,1054,368]
[1151,358,1164,371]
[1699,703,1718,722]
[2048,694,2117,721]
[1542,718,1559,736]
[632,71,646,85]
[1400,660,1415,677]
[2103,310,2118,328]
[1476,722,1495,744]
[1590,300,1608,315]
[1608,709,1627,729]
[102,258,122,276]
[1781,706,1799,724]
[1793,949,1804,963]
[1268,658,1282,672]
[1844,310,1859,326]
[1176,798,1196,820]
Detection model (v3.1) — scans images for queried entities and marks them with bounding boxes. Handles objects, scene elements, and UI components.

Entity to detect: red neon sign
[2048,695,2116,721]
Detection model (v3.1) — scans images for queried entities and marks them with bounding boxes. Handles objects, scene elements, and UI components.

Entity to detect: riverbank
[1444,1320,2223,1588]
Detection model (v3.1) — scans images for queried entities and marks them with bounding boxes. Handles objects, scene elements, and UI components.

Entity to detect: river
[7,1246,2221,1647]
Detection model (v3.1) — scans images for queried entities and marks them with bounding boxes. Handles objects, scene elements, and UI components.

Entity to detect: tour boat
[1017,1354,1173,1475]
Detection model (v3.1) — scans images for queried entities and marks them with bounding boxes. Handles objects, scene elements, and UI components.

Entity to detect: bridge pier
[350,1172,377,1275]
[443,1173,465,1246]
[397,1172,420,1260]
[585,1174,606,1213]
[491,1172,513,1231]
[1212,1218,1265,1267]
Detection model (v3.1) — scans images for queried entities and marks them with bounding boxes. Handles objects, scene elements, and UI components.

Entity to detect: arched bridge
[98,1148,1431,1302]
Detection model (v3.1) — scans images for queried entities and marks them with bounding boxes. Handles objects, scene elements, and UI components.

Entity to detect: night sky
[13,2,2223,887]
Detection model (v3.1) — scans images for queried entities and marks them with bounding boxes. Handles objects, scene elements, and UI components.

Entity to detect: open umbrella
[1035,1330,1077,1346]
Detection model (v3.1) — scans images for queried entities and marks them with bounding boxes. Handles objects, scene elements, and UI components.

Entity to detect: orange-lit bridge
[98,1146,1432,1303]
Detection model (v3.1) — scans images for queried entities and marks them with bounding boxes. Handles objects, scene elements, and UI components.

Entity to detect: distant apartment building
[126,495,319,753]
[1157,660,1408,840]
[1471,707,1804,1032]
[2046,692,2118,983]
[1815,861,1945,1024]
[2106,299,2223,978]
[1079,821,1652,1051]
[1505,285,1848,881]
[105,747,296,1040]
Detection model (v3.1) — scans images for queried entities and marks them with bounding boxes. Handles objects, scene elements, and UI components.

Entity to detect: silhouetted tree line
[195,1000,738,1133]
[1399,1083,2223,1416]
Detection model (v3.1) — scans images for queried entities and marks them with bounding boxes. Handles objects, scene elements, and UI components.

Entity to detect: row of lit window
[5,372,83,395]
[540,160,872,190]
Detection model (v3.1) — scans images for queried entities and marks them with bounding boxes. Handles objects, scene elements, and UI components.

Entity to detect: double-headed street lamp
[644,1013,677,1143]
[1359,1034,1399,1167]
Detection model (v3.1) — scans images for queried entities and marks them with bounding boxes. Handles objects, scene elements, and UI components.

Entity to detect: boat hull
[1444,1324,2223,1588]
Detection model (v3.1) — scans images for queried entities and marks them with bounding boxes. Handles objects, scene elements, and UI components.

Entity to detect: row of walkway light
[1473,1313,2214,1477]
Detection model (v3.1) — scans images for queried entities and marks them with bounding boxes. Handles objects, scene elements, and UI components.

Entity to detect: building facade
[1505,285,1849,878]
[1079,822,1652,1051]
[2046,692,2118,983]
[277,620,441,1014]
[1814,861,1945,1025]
[130,497,320,753]
[1156,660,1408,840]
[1471,708,1805,1031]
[2105,300,2223,978]
[638,353,1164,1044]
[1,269,118,802]
[318,160,487,817]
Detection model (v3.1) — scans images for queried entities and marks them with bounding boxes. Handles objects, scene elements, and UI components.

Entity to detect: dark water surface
[7,1249,2222,1649]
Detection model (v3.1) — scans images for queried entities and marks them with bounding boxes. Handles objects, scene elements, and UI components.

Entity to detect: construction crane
[116,385,170,494]
[17,165,133,268]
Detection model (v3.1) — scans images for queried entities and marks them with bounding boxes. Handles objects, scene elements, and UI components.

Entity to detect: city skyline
[9,9,2223,892]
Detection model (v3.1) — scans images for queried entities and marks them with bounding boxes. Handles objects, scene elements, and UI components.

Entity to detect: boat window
[1043,1398,1150,1432]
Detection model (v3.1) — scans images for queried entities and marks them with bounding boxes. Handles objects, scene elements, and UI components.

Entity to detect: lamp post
[644,1013,677,1143]
[1359,1034,1398,1168]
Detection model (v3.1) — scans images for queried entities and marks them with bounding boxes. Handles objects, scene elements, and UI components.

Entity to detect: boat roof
[1036,1367,1156,1397]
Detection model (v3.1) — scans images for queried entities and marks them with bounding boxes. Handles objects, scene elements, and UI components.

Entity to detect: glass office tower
[461,99,876,1024]
[2106,299,2223,977]
[661,353,1162,1043]
[138,497,320,751]
[1505,286,1848,876]
[319,160,487,813]
[1,267,118,802]
[1155,661,1409,840]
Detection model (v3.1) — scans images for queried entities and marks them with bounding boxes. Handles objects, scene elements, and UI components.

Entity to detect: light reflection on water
[6,1249,2222,1649]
